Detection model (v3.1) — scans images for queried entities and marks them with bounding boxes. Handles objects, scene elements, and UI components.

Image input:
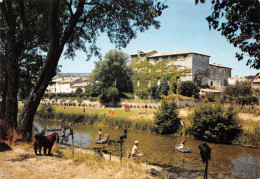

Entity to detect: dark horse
[33,132,59,156]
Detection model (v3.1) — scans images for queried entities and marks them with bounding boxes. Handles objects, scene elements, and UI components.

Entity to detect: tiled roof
[131,50,157,56]
[209,63,232,69]
[71,82,89,88]
[58,78,81,83]
[148,50,210,58]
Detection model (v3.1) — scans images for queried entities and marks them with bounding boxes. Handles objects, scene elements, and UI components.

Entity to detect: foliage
[1,0,168,140]
[37,104,55,119]
[198,0,260,69]
[91,50,133,93]
[138,90,149,100]
[179,81,199,98]
[234,96,258,105]
[85,84,102,97]
[223,81,252,97]
[75,87,83,97]
[119,92,134,99]
[155,76,170,99]
[201,93,216,102]
[100,86,119,103]
[130,55,191,95]
[190,103,242,144]
[154,100,180,134]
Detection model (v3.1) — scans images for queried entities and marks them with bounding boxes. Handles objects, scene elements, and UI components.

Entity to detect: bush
[179,81,200,98]
[190,103,241,144]
[154,100,180,134]
[37,104,55,119]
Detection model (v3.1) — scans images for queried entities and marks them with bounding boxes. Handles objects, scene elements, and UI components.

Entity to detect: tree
[0,0,48,129]
[75,87,83,97]
[197,0,260,69]
[100,85,119,106]
[190,103,241,144]
[223,81,252,97]
[1,0,168,140]
[155,76,170,99]
[84,84,102,97]
[154,100,180,134]
[92,50,133,93]
[179,81,200,98]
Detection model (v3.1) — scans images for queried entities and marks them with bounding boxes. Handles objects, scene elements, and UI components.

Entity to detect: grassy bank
[36,104,260,146]
[36,105,156,132]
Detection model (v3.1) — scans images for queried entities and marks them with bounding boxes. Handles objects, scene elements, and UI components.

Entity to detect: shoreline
[0,142,210,178]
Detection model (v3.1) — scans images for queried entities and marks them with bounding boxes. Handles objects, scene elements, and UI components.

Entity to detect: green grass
[53,105,156,121]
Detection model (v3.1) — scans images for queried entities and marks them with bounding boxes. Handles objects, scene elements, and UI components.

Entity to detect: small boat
[175,144,191,153]
[95,137,109,144]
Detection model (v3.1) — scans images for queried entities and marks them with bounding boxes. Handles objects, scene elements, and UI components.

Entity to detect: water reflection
[34,120,260,177]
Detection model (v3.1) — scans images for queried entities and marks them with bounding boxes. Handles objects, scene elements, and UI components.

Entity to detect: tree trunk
[4,47,19,130]
[18,48,63,141]
[17,0,85,141]
[0,70,8,119]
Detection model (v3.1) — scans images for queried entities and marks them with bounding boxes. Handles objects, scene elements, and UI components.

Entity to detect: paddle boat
[175,144,191,153]
[95,137,109,144]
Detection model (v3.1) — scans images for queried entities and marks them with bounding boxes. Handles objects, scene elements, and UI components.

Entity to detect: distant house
[46,77,89,93]
[251,76,260,89]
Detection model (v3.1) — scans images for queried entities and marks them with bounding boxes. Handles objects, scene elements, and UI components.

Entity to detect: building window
[157,78,160,86]
[137,79,140,86]
[210,81,213,86]
[147,79,151,87]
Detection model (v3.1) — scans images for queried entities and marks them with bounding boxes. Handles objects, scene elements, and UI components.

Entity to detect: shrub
[179,81,200,98]
[154,100,180,134]
[190,103,241,144]
[37,104,55,119]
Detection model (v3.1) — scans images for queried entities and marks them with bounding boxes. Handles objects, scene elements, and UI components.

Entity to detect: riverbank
[35,104,260,146]
[0,142,209,179]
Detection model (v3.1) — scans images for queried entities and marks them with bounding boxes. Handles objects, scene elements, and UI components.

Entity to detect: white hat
[135,140,139,144]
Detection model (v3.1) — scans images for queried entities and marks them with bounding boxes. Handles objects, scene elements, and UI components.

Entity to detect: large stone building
[208,63,232,90]
[46,77,89,93]
[130,50,231,94]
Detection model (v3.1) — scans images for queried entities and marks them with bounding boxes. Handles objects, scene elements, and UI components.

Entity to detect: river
[34,119,260,178]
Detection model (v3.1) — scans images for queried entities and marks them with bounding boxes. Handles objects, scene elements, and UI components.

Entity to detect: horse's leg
[39,146,42,155]
[34,144,38,155]
[44,146,47,155]
[48,145,53,156]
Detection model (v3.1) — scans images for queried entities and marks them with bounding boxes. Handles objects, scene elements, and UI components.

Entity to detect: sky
[58,0,259,77]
